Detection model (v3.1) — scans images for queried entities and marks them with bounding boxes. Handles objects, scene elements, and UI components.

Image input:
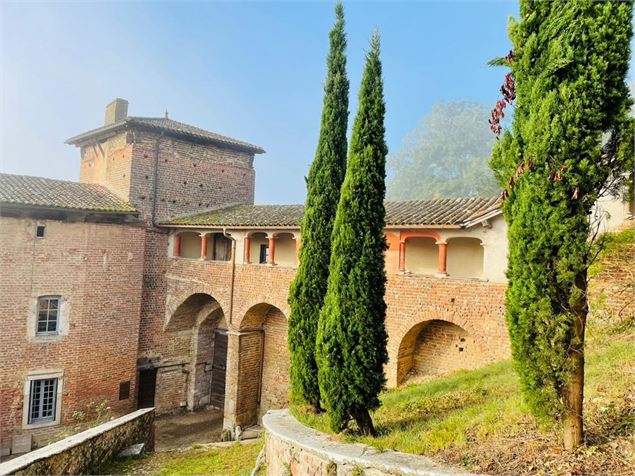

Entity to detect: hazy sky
[1,1,619,204]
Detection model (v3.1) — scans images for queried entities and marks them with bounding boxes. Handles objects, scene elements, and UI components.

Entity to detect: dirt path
[154,407,224,451]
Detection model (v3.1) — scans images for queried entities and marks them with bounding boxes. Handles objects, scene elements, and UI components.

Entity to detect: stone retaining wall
[262,409,473,476]
[0,408,154,475]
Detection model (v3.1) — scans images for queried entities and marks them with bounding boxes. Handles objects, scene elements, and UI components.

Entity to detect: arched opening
[161,293,229,412]
[236,303,289,426]
[205,233,232,261]
[447,237,483,278]
[273,233,297,267]
[404,237,437,274]
[248,232,269,264]
[190,308,228,410]
[396,320,482,385]
[179,232,201,259]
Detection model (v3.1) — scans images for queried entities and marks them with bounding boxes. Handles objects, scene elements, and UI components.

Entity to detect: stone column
[200,233,208,260]
[293,235,302,268]
[244,236,251,263]
[398,241,406,272]
[222,330,241,434]
[173,234,181,257]
[436,240,448,276]
[268,236,276,265]
[222,329,263,438]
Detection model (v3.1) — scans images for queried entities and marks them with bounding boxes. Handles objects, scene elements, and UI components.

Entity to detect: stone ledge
[0,408,154,475]
[262,409,475,476]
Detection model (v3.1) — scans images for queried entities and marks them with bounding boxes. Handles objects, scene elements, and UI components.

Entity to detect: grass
[294,327,634,474]
[99,441,263,476]
[293,226,635,474]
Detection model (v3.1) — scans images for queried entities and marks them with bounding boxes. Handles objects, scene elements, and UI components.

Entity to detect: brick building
[1,98,630,456]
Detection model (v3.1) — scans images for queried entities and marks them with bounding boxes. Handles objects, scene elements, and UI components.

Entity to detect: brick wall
[260,308,290,415]
[79,130,256,224]
[0,217,145,451]
[147,254,508,430]
[128,131,256,223]
[588,225,634,322]
[409,320,483,379]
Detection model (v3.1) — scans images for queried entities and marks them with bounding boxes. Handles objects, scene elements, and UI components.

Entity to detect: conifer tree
[288,3,349,410]
[490,0,633,449]
[316,31,388,436]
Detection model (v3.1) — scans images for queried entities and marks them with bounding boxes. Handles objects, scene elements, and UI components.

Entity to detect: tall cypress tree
[316,31,388,436]
[490,0,633,449]
[288,3,349,410]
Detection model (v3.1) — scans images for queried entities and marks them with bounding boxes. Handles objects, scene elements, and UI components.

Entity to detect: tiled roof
[0,173,137,213]
[165,196,501,228]
[167,204,305,227]
[65,116,265,154]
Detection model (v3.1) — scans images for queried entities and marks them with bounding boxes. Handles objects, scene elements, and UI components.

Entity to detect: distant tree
[288,2,349,411]
[316,31,388,436]
[387,101,499,200]
[490,0,633,450]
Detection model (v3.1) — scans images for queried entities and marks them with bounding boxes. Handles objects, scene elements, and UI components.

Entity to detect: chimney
[104,98,129,125]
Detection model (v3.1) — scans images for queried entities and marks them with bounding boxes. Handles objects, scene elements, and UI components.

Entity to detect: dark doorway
[137,368,157,409]
[209,331,228,409]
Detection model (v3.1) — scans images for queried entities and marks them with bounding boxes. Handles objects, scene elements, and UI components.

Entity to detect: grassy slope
[294,226,635,475]
[99,441,263,476]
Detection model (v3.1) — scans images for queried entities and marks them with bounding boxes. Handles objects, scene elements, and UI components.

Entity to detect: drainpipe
[224,227,236,326]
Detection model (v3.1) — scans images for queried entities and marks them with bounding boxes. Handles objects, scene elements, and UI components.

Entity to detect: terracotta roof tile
[165,196,501,228]
[0,173,137,213]
[66,117,265,154]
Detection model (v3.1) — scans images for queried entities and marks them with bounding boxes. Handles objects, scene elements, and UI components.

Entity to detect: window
[28,378,58,424]
[36,225,45,237]
[259,244,269,264]
[36,296,60,336]
[119,381,131,400]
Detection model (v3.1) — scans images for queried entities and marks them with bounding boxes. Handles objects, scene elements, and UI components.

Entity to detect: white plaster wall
[274,234,297,268]
[180,232,201,259]
[249,233,269,264]
[594,194,632,232]
[439,214,508,283]
[404,237,437,274]
[446,238,484,278]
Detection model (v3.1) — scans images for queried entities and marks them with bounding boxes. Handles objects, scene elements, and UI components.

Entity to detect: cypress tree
[288,2,349,410]
[490,0,633,449]
[316,31,388,436]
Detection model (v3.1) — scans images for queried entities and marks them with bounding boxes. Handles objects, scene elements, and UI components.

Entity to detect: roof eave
[65,122,127,146]
[460,208,503,229]
[65,120,265,154]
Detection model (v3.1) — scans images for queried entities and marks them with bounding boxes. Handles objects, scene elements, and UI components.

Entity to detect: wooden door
[209,331,228,409]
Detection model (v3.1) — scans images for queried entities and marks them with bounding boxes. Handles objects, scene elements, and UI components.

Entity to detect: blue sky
[0,1,552,203]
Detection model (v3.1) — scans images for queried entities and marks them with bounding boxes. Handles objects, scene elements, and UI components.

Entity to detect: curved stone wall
[262,409,473,476]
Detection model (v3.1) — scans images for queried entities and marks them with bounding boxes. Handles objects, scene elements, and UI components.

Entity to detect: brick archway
[232,302,289,428]
[387,305,488,387]
[395,319,485,386]
[165,283,230,331]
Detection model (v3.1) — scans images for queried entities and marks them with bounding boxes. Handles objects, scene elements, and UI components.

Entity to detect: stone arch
[395,319,485,386]
[235,303,290,427]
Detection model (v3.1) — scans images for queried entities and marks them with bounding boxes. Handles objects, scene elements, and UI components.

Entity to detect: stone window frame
[35,295,61,336]
[22,370,64,429]
[29,295,69,342]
